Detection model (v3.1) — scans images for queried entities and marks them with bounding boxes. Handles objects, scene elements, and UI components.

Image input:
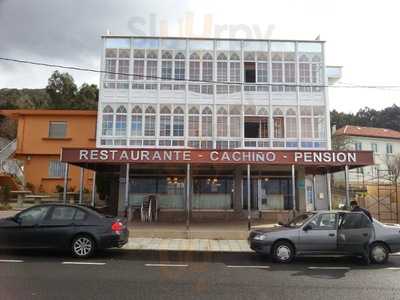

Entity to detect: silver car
[249,211,400,264]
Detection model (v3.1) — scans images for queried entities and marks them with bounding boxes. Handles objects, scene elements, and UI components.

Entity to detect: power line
[2,56,400,90]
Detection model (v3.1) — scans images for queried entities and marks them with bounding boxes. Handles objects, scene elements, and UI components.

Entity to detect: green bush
[1,185,11,205]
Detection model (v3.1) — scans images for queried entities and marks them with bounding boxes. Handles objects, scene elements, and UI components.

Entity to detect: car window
[50,207,76,221]
[287,213,315,227]
[308,213,337,230]
[74,209,87,221]
[340,213,371,229]
[18,206,50,224]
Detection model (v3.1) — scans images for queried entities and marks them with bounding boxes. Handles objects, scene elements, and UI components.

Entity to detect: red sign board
[61,148,374,167]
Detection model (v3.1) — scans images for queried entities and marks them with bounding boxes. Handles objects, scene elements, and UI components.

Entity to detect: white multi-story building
[61,36,373,221]
[97,36,331,150]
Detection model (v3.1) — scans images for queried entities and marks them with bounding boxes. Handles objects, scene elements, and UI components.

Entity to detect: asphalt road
[1,249,400,300]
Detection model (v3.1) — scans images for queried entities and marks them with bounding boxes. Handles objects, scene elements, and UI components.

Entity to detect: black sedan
[0,204,129,258]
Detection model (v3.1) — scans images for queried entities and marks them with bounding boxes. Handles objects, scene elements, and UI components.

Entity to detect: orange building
[0,109,97,194]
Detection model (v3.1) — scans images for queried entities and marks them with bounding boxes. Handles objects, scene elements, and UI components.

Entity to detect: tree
[74,83,98,109]
[46,71,77,108]
[331,134,353,150]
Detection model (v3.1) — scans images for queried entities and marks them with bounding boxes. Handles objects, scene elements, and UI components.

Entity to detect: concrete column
[233,168,242,211]
[312,174,317,211]
[296,167,306,212]
[291,165,296,211]
[247,164,251,230]
[326,173,332,210]
[79,167,84,205]
[91,172,96,207]
[124,163,130,209]
[186,163,191,230]
[63,163,69,204]
[345,165,350,208]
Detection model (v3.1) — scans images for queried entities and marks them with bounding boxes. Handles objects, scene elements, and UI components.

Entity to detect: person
[350,200,373,265]
[350,200,373,222]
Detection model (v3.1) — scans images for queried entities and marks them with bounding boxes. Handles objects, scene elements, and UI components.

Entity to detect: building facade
[333,125,400,184]
[0,110,97,194]
[61,36,372,222]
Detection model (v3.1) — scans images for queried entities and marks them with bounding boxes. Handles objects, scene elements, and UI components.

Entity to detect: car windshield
[285,213,316,228]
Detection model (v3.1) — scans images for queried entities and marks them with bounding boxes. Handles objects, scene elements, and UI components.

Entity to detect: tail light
[112,221,124,235]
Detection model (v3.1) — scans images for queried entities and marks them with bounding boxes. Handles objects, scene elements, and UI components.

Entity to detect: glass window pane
[105,38,131,49]
[133,38,159,49]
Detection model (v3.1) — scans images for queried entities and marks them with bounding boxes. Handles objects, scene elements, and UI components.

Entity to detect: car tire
[71,235,95,258]
[369,243,389,264]
[272,241,295,263]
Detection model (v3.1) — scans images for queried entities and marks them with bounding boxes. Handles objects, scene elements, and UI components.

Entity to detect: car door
[337,212,373,254]
[298,213,338,253]
[0,216,21,248]
[38,206,80,248]
[15,206,51,248]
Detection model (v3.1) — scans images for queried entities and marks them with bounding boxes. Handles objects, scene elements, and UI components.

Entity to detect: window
[118,59,129,80]
[217,62,228,82]
[308,213,337,230]
[102,105,113,136]
[340,213,371,229]
[50,207,77,221]
[48,160,66,178]
[387,143,393,154]
[300,106,313,139]
[257,62,268,83]
[355,143,362,151]
[286,108,297,138]
[48,121,67,138]
[173,107,184,137]
[244,62,256,83]
[175,53,186,80]
[371,143,378,153]
[144,106,156,136]
[217,107,228,137]
[189,52,200,81]
[131,106,143,136]
[105,59,117,80]
[115,106,127,136]
[274,117,284,138]
[188,107,200,137]
[244,116,268,138]
[133,55,145,80]
[201,107,213,137]
[146,60,158,80]
[202,52,213,81]
[17,206,50,224]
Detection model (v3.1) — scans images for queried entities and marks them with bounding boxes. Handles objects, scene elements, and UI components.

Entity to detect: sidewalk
[123,238,252,252]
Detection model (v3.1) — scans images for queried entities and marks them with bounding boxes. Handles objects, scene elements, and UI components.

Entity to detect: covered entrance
[60,148,374,228]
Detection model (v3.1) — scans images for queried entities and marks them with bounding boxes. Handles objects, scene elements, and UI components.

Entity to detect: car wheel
[72,235,95,258]
[369,243,389,264]
[272,241,295,263]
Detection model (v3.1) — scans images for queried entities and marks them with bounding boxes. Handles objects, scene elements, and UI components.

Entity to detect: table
[10,190,32,208]
[25,195,52,205]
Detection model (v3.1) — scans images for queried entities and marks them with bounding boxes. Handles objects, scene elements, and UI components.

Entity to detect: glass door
[242,178,259,210]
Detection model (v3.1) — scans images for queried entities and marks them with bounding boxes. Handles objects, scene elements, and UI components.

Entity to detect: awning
[60,148,374,174]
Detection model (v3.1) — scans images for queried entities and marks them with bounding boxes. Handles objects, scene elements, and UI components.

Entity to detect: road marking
[62,262,106,266]
[385,267,400,270]
[0,259,23,263]
[308,266,351,270]
[226,265,270,269]
[145,263,188,267]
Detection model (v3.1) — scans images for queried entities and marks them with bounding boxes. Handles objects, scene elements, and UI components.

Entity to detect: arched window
[217,53,227,60]
[173,106,184,137]
[102,105,114,136]
[189,52,200,80]
[257,107,268,116]
[203,52,213,60]
[201,107,213,137]
[299,54,309,62]
[147,50,158,59]
[217,52,228,82]
[286,108,297,138]
[245,106,256,115]
[144,106,156,136]
[175,52,185,80]
[131,105,143,136]
[161,51,173,79]
[273,108,283,116]
[159,106,171,137]
[217,107,228,137]
[115,105,127,136]
[229,106,241,137]
[273,108,284,138]
[230,53,240,61]
[188,106,200,136]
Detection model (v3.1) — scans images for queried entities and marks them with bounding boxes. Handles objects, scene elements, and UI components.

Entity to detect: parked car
[0,204,129,258]
[249,211,400,264]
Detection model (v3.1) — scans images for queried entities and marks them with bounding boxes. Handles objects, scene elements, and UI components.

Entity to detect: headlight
[253,234,268,241]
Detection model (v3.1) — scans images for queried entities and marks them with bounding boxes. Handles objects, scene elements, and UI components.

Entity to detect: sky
[1,0,400,113]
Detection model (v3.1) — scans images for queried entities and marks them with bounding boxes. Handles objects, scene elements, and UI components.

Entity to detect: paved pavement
[1,250,400,299]
[124,238,252,252]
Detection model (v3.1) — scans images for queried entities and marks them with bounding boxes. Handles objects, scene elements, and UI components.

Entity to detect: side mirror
[303,224,312,231]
